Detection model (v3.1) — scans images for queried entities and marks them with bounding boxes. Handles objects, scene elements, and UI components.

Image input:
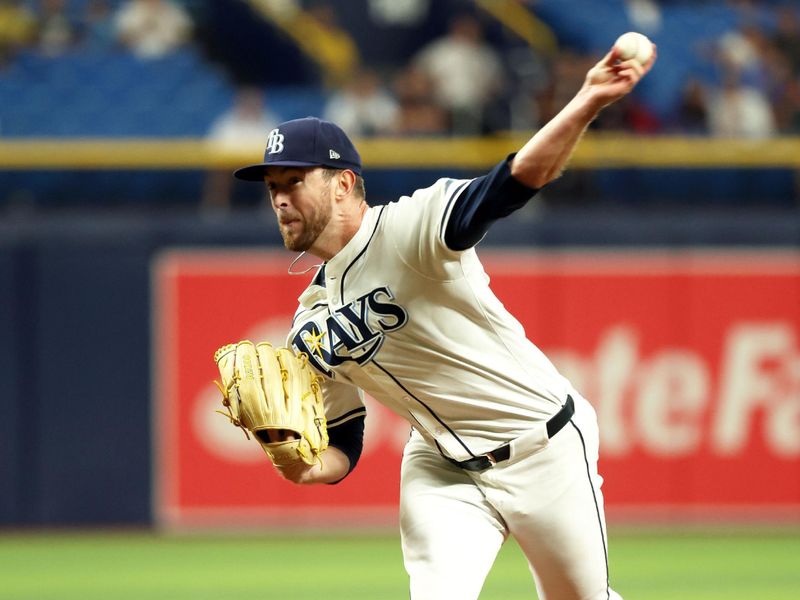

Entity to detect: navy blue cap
[233,117,362,180]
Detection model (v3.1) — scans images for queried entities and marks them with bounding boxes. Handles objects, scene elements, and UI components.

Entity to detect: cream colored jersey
[288,177,573,461]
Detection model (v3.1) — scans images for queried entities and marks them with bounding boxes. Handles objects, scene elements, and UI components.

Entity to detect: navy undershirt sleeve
[326,414,366,484]
[444,154,539,251]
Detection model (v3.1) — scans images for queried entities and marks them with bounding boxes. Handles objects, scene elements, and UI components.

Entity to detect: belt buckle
[485,452,497,466]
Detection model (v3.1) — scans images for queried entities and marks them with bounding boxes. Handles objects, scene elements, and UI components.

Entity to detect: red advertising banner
[153,250,800,528]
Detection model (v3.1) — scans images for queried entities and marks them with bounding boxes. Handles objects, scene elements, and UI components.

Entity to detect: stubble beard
[281,201,332,253]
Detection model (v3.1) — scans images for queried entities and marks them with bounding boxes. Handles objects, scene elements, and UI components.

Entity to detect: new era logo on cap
[233,117,362,181]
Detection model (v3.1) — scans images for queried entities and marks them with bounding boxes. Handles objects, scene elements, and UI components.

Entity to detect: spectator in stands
[671,78,710,135]
[206,87,281,150]
[706,69,776,138]
[712,15,800,139]
[114,0,193,59]
[37,0,77,57]
[716,25,770,93]
[592,93,661,133]
[202,87,281,211]
[323,68,399,136]
[0,0,37,67]
[80,0,115,52]
[771,6,800,76]
[390,65,449,136]
[625,0,661,34]
[535,52,592,126]
[774,78,800,134]
[412,13,505,135]
[367,0,429,26]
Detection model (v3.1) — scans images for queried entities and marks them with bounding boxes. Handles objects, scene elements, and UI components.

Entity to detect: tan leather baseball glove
[213,341,328,467]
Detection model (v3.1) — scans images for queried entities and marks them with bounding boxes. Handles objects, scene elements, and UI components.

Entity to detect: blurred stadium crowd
[2,0,800,137]
[1,0,800,208]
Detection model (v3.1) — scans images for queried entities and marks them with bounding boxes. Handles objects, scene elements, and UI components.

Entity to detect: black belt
[448,395,575,472]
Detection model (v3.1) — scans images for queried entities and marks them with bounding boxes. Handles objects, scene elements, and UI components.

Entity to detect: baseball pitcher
[214,40,656,599]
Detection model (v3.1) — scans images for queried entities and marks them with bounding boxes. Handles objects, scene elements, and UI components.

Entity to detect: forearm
[510,88,603,189]
[273,445,352,485]
[511,42,655,189]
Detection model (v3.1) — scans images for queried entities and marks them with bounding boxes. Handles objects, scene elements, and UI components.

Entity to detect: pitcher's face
[266,167,333,252]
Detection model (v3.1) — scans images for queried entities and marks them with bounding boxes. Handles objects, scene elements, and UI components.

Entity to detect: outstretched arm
[510,44,657,189]
[442,43,657,251]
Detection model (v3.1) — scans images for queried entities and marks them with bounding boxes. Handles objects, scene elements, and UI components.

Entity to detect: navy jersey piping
[340,205,386,305]
[311,264,326,287]
[570,420,611,599]
[328,407,367,428]
[373,359,477,458]
[437,179,472,243]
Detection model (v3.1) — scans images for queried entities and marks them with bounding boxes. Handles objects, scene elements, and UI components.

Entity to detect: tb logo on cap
[266,128,285,155]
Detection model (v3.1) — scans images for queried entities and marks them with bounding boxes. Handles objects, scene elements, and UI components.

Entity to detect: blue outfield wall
[33,242,154,524]
[0,167,797,210]
[0,248,20,524]
[0,208,798,526]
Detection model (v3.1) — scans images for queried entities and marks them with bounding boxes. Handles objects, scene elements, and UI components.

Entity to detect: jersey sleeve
[444,154,539,250]
[321,378,366,426]
[387,156,538,274]
[386,176,472,275]
[326,414,365,483]
[321,379,366,482]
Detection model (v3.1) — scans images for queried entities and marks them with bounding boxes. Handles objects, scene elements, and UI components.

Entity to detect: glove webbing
[214,376,250,440]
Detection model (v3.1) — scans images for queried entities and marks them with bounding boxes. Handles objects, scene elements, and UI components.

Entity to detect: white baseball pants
[399,395,621,600]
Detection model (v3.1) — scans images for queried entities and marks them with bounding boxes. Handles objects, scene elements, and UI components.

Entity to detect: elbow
[509,161,560,189]
[530,172,559,189]
[513,170,558,190]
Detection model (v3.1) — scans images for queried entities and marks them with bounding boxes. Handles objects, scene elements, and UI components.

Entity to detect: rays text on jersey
[292,286,408,375]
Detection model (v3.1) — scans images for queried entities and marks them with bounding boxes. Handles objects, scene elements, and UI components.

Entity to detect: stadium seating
[0,0,797,208]
[0,0,792,135]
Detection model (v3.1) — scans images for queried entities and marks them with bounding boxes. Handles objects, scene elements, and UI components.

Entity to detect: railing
[2,135,800,170]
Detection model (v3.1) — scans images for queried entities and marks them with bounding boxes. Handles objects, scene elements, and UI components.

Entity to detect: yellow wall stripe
[0,136,798,170]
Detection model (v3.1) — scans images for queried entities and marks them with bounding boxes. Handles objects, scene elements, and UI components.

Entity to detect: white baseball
[614,31,653,65]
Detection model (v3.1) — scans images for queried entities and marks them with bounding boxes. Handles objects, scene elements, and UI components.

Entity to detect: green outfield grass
[1,527,798,599]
